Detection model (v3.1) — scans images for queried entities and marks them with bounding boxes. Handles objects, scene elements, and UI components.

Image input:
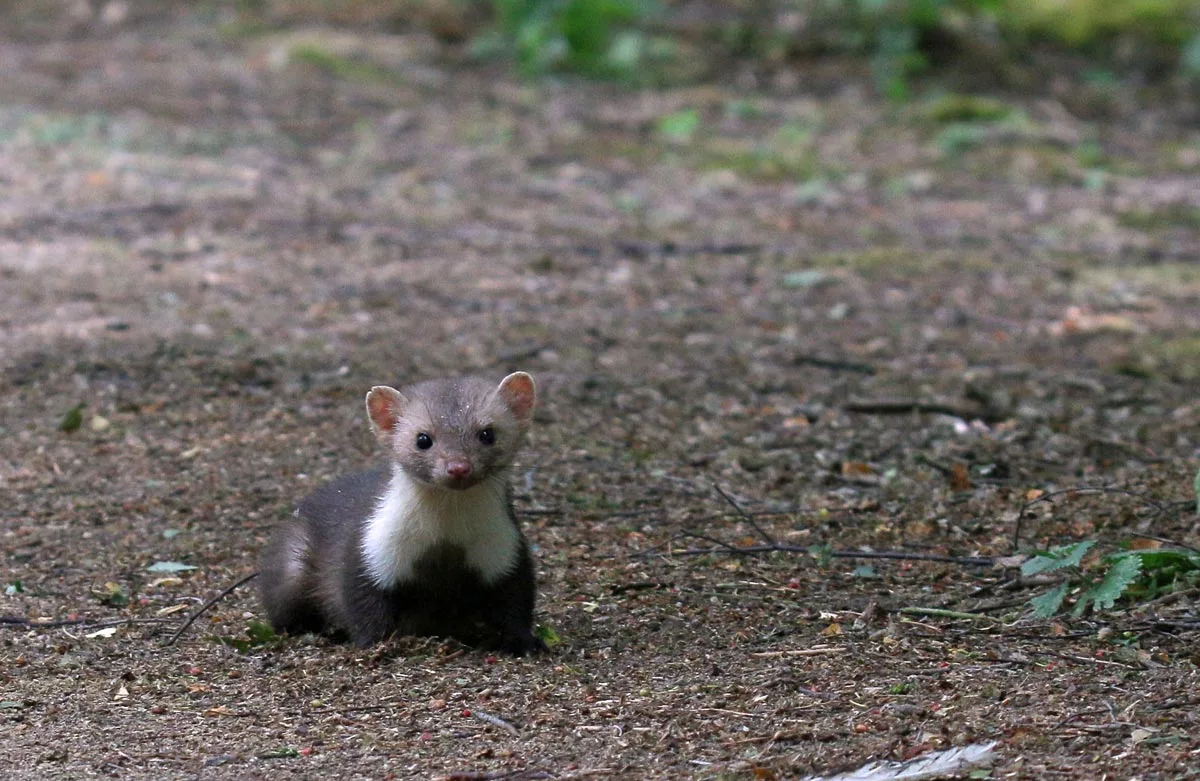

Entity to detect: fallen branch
[844,398,1006,424]
[794,354,876,374]
[750,646,846,658]
[164,571,259,647]
[613,534,994,567]
[440,770,553,781]
[1032,650,1138,669]
[897,607,996,622]
[1,616,175,631]
[713,483,776,545]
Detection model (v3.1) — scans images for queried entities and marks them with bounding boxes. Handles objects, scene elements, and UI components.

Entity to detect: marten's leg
[259,522,324,635]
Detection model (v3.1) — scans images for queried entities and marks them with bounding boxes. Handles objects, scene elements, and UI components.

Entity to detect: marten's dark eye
[477,427,495,446]
[415,433,433,450]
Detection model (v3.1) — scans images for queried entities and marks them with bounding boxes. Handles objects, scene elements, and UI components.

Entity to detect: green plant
[853,0,1005,101]
[213,620,281,652]
[1024,540,1200,617]
[482,0,659,80]
[656,108,700,144]
[1184,32,1200,78]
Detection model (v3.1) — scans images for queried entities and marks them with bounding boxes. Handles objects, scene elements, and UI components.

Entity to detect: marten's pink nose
[446,460,473,480]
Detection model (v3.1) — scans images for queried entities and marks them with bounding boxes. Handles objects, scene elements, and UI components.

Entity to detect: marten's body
[259,373,542,655]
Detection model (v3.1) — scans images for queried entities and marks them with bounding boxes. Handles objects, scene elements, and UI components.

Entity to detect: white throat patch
[361,470,520,589]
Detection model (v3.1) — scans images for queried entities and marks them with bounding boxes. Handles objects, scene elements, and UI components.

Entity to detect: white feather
[803,742,998,781]
[361,470,519,588]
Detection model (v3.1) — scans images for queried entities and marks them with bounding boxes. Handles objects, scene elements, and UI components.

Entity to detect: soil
[1,5,1198,780]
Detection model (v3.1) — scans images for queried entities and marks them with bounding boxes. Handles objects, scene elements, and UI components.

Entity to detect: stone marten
[259,372,543,655]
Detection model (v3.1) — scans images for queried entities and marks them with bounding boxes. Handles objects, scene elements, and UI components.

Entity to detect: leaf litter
[0,5,1197,780]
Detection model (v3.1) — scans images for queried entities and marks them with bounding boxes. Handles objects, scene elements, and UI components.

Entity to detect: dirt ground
[1,4,1199,780]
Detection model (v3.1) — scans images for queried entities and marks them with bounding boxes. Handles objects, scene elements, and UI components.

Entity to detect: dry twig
[164,571,259,646]
[471,708,520,736]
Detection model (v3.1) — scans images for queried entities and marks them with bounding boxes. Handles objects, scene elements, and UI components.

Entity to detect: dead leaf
[949,462,971,491]
[842,461,876,477]
[155,604,190,616]
[1049,305,1142,336]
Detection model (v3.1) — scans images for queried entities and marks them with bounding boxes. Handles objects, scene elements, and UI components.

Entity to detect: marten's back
[298,467,388,543]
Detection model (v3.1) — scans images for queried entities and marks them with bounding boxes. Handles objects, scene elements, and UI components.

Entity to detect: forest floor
[1,5,1198,780]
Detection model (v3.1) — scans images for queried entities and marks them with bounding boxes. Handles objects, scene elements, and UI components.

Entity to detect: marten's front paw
[498,630,547,657]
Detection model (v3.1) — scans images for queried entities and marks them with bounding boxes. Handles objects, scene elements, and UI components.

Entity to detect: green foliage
[847,0,1004,101]
[59,403,85,433]
[214,619,281,652]
[1021,540,1094,577]
[258,748,300,759]
[827,0,1200,96]
[1086,554,1143,612]
[808,543,835,567]
[91,582,129,607]
[1029,581,1069,617]
[924,93,1014,122]
[482,0,662,81]
[656,108,699,144]
[1194,467,1200,514]
[535,623,562,647]
[852,564,879,579]
[1184,33,1200,77]
[1024,541,1200,618]
[289,43,399,84]
[1006,0,1200,47]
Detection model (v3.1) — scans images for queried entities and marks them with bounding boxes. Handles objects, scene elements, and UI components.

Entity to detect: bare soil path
[1,5,1198,779]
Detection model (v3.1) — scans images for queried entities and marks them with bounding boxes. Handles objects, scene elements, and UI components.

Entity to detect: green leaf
[656,109,699,145]
[259,748,299,760]
[59,403,86,432]
[781,270,831,289]
[1194,467,1200,514]
[92,582,129,607]
[245,620,278,645]
[534,623,561,648]
[212,621,280,652]
[1029,582,1068,617]
[807,543,834,567]
[1085,554,1142,612]
[1058,540,1094,568]
[146,561,198,573]
[1182,33,1200,78]
[1021,540,1094,576]
[1129,549,1200,573]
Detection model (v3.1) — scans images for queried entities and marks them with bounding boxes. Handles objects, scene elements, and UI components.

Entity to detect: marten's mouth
[437,474,483,491]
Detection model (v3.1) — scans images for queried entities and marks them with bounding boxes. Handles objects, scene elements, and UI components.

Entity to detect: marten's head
[365,372,536,490]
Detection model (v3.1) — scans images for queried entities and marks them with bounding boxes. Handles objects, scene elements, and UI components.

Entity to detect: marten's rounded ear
[366,386,407,442]
[496,372,536,423]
